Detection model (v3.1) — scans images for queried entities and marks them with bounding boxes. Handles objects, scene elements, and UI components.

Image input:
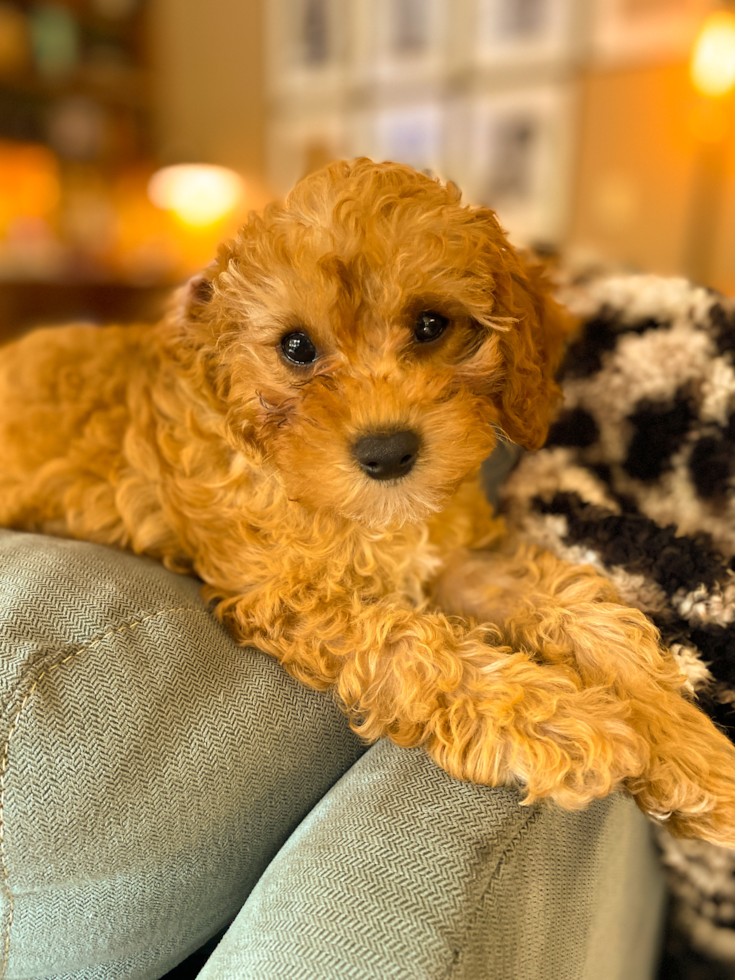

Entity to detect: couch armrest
[0,530,366,980]
[201,740,667,980]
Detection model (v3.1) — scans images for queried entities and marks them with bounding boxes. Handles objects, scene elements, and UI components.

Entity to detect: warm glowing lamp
[147,164,244,227]
[691,10,735,98]
[685,9,735,287]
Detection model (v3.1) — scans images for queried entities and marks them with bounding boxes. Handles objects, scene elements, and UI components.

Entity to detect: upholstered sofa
[0,527,666,980]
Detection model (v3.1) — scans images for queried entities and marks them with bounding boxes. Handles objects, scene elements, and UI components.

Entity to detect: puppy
[2,158,734,844]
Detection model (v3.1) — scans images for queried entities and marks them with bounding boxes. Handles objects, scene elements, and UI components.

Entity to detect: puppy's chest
[381,532,445,606]
[217,459,445,601]
[322,525,445,606]
[298,524,445,607]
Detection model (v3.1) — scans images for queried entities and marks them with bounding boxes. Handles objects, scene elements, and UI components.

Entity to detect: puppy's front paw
[628,696,735,848]
[338,615,651,808]
[419,640,649,808]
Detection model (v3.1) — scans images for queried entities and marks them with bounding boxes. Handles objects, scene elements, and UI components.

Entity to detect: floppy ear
[492,256,575,451]
[183,271,215,319]
[165,259,221,341]
[158,261,225,380]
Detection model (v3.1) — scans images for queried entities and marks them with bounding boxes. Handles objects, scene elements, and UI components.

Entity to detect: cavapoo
[1,158,734,844]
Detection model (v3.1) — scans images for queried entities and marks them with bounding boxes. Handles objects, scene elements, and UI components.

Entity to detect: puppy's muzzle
[353,430,420,481]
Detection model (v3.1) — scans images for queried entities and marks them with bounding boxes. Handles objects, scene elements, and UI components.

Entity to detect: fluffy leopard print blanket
[501,273,735,965]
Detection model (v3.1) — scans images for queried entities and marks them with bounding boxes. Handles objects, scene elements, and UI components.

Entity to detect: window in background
[266,0,348,193]
[266,0,727,269]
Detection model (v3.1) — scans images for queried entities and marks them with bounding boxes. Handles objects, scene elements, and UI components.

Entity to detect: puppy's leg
[433,544,735,845]
[212,586,735,845]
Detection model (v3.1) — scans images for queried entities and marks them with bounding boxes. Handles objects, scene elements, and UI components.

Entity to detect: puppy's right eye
[281,331,318,365]
[414,311,448,344]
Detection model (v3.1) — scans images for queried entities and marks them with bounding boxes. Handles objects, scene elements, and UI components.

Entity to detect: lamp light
[685,7,735,287]
[691,10,735,98]
[147,164,244,227]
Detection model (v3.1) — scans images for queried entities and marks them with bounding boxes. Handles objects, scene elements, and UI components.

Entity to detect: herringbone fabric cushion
[201,740,667,980]
[0,530,367,980]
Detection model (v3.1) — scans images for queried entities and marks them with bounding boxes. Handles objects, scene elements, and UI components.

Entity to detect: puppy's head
[170,158,572,527]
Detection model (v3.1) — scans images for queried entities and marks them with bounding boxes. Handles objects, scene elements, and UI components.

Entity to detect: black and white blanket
[501,274,735,967]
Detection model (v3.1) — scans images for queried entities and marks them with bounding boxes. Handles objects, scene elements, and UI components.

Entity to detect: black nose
[353,430,420,481]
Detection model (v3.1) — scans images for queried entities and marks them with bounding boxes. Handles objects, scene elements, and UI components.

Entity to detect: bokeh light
[147,164,245,227]
[0,142,60,229]
[690,10,735,98]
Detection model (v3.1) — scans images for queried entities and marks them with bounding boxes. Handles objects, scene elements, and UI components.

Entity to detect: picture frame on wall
[451,84,574,247]
[592,0,710,63]
[265,0,347,101]
[473,0,577,66]
[348,102,445,176]
[352,0,448,86]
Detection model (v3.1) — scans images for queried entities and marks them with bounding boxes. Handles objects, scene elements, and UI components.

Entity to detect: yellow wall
[568,60,735,294]
[150,0,267,186]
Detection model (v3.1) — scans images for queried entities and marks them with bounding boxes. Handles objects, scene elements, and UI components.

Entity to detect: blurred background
[3,4,735,977]
[0,0,735,341]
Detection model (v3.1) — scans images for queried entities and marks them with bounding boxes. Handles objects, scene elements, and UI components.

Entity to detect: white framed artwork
[473,0,578,66]
[451,84,575,246]
[266,0,348,102]
[351,0,449,87]
[348,102,446,176]
[592,0,711,64]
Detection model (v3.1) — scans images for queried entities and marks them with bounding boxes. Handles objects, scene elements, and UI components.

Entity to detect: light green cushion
[0,530,366,979]
[0,529,668,980]
[201,740,667,980]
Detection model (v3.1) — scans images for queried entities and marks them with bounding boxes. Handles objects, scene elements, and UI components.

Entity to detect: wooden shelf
[0,64,150,108]
[0,278,174,343]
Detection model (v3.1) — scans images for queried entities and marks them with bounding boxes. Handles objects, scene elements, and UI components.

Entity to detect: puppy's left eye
[281,331,318,365]
[414,311,448,344]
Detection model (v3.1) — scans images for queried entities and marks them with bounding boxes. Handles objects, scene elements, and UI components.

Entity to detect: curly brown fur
[1,159,734,844]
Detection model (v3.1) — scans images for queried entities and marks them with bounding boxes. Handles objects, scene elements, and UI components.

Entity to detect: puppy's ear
[493,256,575,451]
[161,266,220,364]
[182,270,215,321]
